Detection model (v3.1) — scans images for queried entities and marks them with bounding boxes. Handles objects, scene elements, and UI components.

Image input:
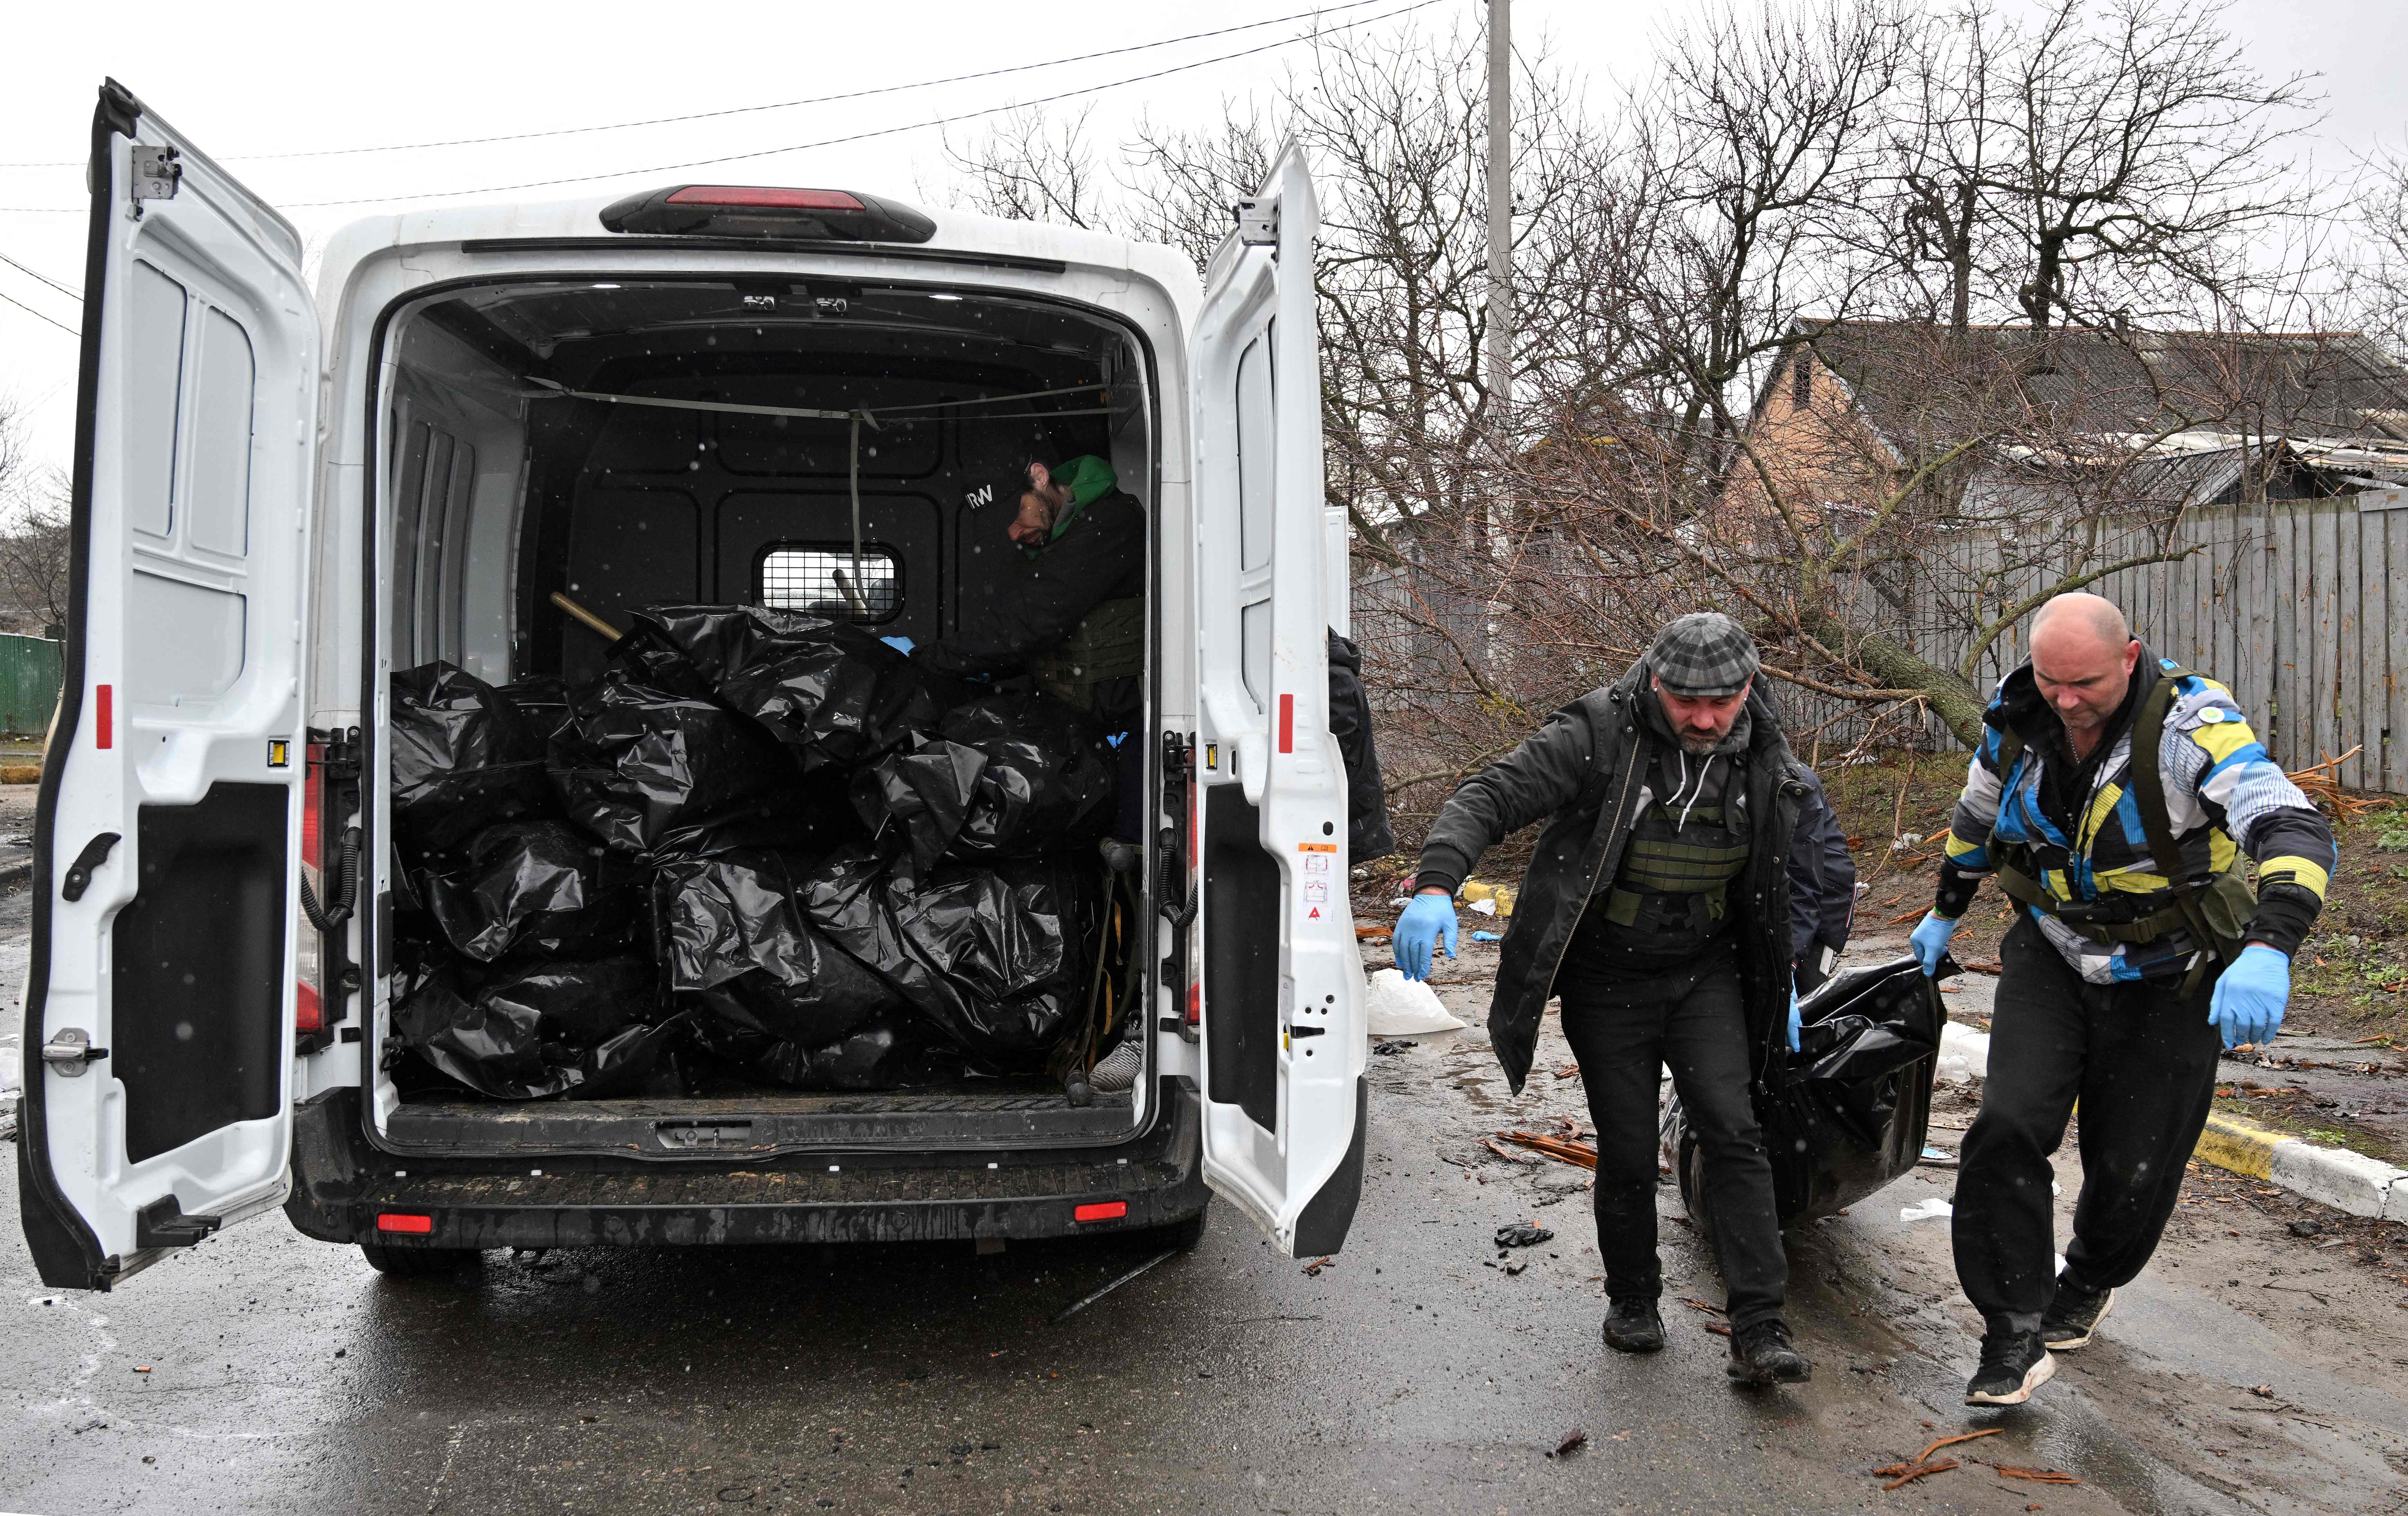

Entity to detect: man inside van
[914,454,1145,734]
[1391,613,1854,1388]
[1908,593,2334,1406]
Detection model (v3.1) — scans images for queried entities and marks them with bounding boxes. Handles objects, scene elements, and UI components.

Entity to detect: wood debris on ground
[1912,1429,2002,1463]
[1679,1297,1727,1315]
[1874,1458,1958,1490]
[1984,1462,2080,1485]
[1483,1137,1542,1165]
[1301,1256,1335,1277]
[1495,1130,1600,1169]
[1552,1062,1582,1080]
[2285,748,2391,820]
[1869,1428,2002,1490]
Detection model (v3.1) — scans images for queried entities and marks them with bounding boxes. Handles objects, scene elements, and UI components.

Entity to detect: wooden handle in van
[550,591,623,642]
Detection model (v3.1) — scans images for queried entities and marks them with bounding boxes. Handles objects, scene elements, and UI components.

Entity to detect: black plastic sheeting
[1667,954,1943,1228]
[390,662,553,859]
[393,957,679,1100]
[548,670,821,860]
[616,605,966,772]
[853,693,1116,870]
[654,850,900,1048]
[423,820,645,964]
[688,1012,949,1091]
[390,618,1120,1100]
[797,845,1102,1068]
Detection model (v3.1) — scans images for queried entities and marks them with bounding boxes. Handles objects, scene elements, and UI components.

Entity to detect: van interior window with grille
[759,545,900,622]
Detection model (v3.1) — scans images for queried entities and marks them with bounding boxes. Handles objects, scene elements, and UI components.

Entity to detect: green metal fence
[0,634,63,739]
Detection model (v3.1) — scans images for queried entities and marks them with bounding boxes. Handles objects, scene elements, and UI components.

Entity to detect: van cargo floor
[385,1082,1140,1158]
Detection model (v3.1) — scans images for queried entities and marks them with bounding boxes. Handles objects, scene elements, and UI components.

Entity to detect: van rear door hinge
[1234,199,1277,247]
[130,145,181,200]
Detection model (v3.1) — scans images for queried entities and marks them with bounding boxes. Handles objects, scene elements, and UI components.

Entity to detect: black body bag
[1664,954,1946,1229]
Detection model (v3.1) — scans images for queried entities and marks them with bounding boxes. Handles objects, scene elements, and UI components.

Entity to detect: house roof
[1791,320,2408,445]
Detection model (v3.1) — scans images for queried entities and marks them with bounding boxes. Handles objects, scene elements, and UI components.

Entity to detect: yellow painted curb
[2194,1112,2284,1181]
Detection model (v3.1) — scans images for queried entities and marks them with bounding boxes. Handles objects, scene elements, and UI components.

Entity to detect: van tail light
[1074,1202,1128,1223]
[376,1213,434,1234]
[598,185,936,243]
[296,742,327,1036]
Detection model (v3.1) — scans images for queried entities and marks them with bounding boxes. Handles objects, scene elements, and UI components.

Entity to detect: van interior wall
[375,280,1156,1126]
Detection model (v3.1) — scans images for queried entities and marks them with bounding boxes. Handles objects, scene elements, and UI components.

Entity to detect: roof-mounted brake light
[599,185,936,243]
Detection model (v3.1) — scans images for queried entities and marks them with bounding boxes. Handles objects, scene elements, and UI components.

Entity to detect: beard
[1677,729,1723,755]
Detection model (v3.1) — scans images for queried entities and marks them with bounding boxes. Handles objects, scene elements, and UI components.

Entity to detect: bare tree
[1986,0,2312,332]
[0,399,69,634]
[936,104,1109,229]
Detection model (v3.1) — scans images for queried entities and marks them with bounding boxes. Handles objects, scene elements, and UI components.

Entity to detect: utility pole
[1484,0,1512,422]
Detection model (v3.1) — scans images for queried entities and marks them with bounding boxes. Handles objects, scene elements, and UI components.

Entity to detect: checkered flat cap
[1648,612,1759,697]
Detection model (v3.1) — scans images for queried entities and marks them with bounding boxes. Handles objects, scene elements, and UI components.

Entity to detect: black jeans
[1557,950,1788,1330]
[1953,917,2223,1334]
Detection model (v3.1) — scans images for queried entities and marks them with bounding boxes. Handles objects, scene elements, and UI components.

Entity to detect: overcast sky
[2,0,2402,480]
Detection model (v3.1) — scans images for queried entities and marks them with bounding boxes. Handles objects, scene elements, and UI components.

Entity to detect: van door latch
[60,831,120,902]
[1234,198,1278,246]
[130,145,182,200]
[40,1027,108,1075]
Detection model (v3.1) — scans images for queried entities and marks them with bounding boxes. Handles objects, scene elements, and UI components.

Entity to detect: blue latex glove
[1393,892,1458,982]
[2210,943,2289,1050]
[1909,912,1959,976]
[1786,987,1802,1053]
[880,635,915,656]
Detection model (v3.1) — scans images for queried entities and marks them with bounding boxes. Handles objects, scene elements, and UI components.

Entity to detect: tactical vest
[1989,662,2254,993]
[1030,596,1145,711]
[1570,773,1752,975]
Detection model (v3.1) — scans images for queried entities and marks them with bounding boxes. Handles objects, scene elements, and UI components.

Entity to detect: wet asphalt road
[6,904,2408,1514]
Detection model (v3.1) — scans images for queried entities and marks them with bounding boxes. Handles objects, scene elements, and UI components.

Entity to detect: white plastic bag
[1364,968,1468,1036]
[1939,1020,1990,1080]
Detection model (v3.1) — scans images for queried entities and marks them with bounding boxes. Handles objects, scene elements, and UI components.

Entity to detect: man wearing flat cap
[1393,613,1855,1386]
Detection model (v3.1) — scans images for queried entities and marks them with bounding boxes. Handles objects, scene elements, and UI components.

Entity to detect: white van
[17,80,1367,1289]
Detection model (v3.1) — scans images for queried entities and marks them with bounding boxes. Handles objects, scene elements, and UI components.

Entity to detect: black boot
[1724,1319,1810,1385]
[1602,1298,1666,1354]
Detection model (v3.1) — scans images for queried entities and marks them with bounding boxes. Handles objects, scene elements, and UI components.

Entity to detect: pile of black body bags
[387,605,1126,1101]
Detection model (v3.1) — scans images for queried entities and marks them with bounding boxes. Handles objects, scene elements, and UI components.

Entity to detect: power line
[0,248,79,299]
[0,0,1438,216]
[0,1,1397,169]
[0,285,78,337]
[278,0,1439,210]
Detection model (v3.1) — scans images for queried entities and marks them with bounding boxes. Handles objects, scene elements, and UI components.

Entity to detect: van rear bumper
[284,1081,1207,1250]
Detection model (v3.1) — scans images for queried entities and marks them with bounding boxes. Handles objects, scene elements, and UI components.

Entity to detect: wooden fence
[1805,489,2408,792]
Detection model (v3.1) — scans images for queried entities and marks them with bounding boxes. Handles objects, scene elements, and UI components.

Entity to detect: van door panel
[19,81,317,1290]
[114,785,290,1163]
[1187,144,1367,1257]
[1201,785,1280,1131]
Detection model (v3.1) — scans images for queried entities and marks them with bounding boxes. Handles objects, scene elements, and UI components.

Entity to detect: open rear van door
[18,81,318,1290]
[1187,144,1366,1257]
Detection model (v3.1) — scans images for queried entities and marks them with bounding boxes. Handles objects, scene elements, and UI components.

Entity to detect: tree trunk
[1796,603,1990,749]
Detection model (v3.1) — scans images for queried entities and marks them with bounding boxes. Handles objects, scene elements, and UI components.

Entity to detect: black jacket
[1327,630,1395,862]
[919,489,1146,684]
[1416,662,1851,1092]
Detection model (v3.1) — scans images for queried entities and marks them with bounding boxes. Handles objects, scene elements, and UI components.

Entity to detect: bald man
[1910,593,2336,1405]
